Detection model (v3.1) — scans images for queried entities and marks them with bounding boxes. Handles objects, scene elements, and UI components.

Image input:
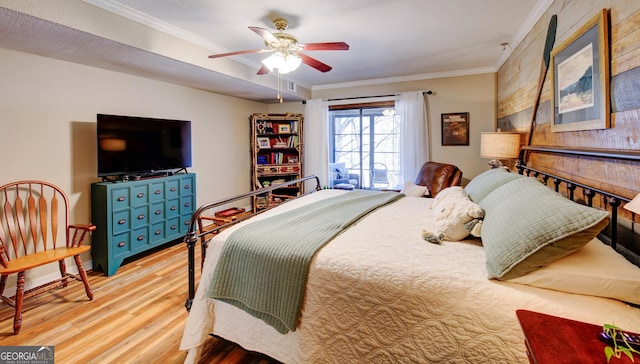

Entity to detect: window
[329,102,399,189]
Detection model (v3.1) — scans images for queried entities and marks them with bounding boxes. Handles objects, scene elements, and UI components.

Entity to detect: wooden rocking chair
[0,180,95,334]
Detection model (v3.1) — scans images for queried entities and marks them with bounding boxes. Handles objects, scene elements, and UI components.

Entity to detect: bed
[180,150,640,363]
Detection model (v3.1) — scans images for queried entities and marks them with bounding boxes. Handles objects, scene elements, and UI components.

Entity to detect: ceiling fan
[208,18,349,75]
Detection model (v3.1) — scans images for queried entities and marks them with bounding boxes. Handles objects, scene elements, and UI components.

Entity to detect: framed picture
[550,9,610,132]
[441,112,469,146]
[257,137,270,149]
[278,124,290,133]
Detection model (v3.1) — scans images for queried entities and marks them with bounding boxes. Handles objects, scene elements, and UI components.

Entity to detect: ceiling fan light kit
[261,52,302,74]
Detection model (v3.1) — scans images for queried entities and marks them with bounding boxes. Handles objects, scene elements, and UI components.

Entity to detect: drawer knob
[117,242,126,248]
[154,230,162,235]
[170,187,177,192]
[137,235,145,241]
[137,193,145,198]
[118,219,126,225]
[117,196,126,202]
[183,185,190,189]
[155,210,162,215]
[137,214,145,220]
[184,202,190,207]
[154,190,161,195]
[170,206,177,211]
[170,225,177,230]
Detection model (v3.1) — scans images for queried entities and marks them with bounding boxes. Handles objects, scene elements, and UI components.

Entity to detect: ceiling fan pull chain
[277,71,283,103]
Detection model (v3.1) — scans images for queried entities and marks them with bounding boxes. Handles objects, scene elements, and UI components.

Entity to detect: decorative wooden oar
[526,14,557,146]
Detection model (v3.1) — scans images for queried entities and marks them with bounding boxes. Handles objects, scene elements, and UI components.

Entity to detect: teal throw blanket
[208,190,403,334]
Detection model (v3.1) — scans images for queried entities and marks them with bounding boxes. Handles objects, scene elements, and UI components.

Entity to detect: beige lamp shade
[624,193,640,214]
[480,132,521,159]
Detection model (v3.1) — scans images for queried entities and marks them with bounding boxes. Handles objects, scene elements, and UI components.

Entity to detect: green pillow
[479,177,609,280]
[464,168,523,203]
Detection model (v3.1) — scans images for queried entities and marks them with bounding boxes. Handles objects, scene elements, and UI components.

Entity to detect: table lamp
[623,193,640,215]
[480,131,521,169]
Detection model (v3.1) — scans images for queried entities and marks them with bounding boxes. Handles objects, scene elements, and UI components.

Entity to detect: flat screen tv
[97,114,192,177]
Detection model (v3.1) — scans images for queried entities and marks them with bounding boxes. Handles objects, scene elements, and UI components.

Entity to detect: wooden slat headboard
[518,146,640,267]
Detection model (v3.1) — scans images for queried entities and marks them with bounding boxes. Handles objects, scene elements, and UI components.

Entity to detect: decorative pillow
[480,177,610,280]
[332,162,349,180]
[423,187,484,244]
[400,182,428,197]
[509,238,640,305]
[433,186,466,206]
[464,168,523,204]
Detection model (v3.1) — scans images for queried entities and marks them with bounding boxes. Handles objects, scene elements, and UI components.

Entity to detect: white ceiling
[0,0,552,103]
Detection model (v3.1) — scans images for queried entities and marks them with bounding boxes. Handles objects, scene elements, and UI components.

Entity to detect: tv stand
[91,173,196,275]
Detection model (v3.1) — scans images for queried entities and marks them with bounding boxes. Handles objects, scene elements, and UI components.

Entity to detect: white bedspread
[180,189,640,363]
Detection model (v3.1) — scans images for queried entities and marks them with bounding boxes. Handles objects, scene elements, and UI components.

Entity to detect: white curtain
[396,92,430,186]
[304,99,330,189]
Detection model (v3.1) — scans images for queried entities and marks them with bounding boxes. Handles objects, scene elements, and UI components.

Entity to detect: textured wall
[497,1,640,199]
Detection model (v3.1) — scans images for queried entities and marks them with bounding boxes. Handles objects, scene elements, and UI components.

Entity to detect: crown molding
[494,0,554,70]
[83,0,226,54]
[312,67,496,91]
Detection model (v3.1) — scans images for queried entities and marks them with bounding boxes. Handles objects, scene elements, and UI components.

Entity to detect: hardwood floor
[0,240,279,364]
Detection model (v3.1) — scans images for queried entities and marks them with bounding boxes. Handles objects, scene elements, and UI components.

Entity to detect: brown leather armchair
[414,161,463,197]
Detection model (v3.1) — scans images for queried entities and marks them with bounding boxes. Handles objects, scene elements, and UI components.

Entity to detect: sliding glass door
[329,104,400,189]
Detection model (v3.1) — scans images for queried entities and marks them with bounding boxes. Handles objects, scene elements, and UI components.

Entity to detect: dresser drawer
[166,180,180,199]
[131,185,149,206]
[181,195,194,214]
[180,177,194,193]
[150,202,165,222]
[166,198,180,219]
[166,217,181,238]
[150,221,166,243]
[111,187,130,210]
[149,182,165,203]
[131,205,149,228]
[112,210,130,235]
[111,232,131,257]
[131,226,149,251]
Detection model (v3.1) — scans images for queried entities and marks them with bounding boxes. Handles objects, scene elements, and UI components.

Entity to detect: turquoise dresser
[91,173,196,275]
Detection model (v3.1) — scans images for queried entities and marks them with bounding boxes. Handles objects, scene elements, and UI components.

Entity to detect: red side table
[516,309,637,364]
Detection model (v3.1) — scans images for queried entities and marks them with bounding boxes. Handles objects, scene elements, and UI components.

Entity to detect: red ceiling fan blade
[298,53,332,72]
[256,64,270,75]
[208,49,271,59]
[301,42,349,51]
[249,26,279,46]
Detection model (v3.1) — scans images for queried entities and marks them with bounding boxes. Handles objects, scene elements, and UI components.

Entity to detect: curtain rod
[302,90,432,104]
[327,90,432,102]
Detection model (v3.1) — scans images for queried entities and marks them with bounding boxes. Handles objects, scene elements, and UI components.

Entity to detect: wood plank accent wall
[497,1,640,202]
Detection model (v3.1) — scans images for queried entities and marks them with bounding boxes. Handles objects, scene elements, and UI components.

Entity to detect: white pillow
[400,182,428,197]
[435,197,484,240]
[423,187,484,243]
[508,238,640,305]
[433,186,466,207]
